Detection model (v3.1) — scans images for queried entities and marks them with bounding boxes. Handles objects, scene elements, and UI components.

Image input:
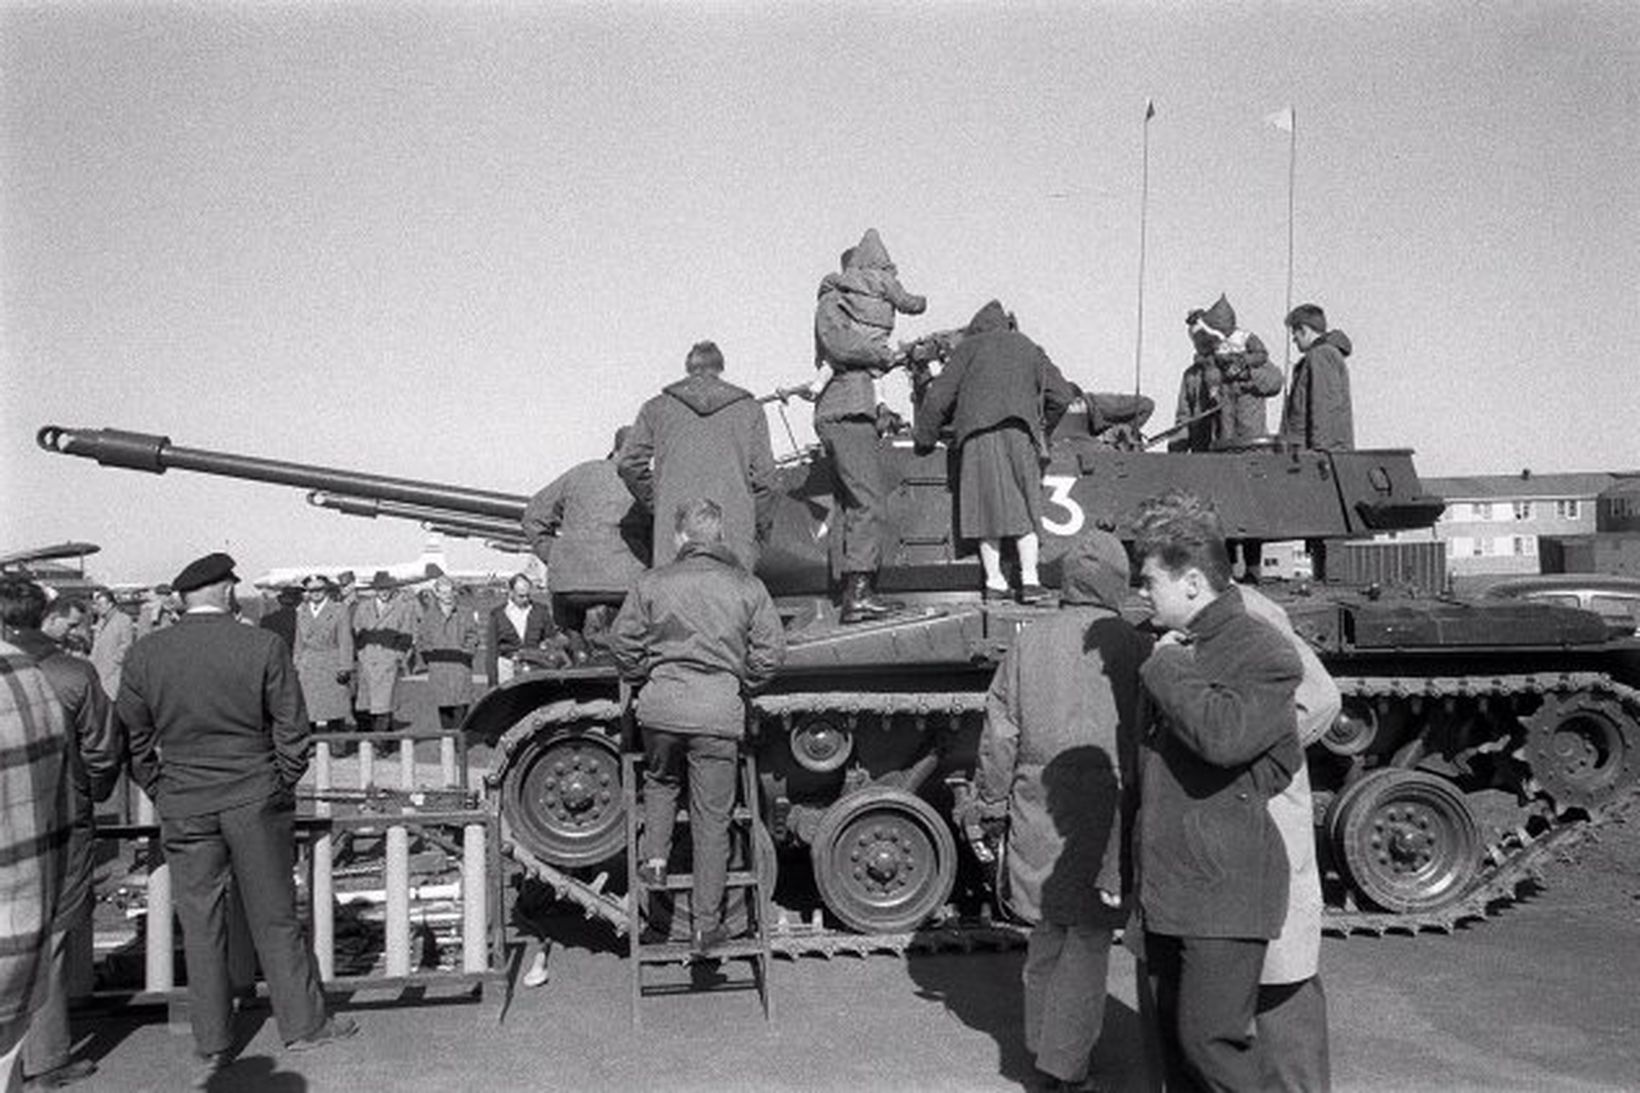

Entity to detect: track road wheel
[1330,769,1481,914]
[501,727,626,867]
[1522,691,1639,813]
[811,786,957,934]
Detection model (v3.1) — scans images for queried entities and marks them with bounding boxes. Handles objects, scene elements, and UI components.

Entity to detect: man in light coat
[970,531,1148,1092]
[350,572,418,734]
[87,590,135,701]
[293,575,355,734]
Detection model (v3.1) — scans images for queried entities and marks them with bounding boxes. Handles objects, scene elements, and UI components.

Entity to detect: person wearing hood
[912,300,1077,603]
[806,229,927,623]
[609,499,785,956]
[1280,304,1355,453]
[967,531,1149,1093]
[1171,294,1281,453]
[523,425,651,637]
[619,341,776,574]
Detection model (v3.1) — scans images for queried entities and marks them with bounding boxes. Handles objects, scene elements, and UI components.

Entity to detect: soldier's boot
[841,573,896,625]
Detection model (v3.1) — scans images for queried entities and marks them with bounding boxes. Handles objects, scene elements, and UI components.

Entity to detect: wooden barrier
[93,729,505,1021]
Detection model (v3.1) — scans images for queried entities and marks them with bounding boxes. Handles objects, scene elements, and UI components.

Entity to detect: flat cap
[301,573,333,592]
[172,551,237,593]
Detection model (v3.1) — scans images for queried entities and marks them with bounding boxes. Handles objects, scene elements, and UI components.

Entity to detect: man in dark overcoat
[1131,499,1303,1092]
[116,552,355,1085]
[609,499,785,955]
[912,300,1076,603]
[618,341,776,574]
[969,532,1148,1092]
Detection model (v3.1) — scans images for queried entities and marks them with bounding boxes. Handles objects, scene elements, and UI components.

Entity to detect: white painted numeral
[1041,475,1084,536]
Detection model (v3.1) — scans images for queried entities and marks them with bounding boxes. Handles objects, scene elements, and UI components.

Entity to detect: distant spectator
[414,577,480,730]
[350,572,418,735]
[88,589,135,699]
[136,585,179,637]
[293,576,355,735]
[259,585,302,651]
[485,575,559,687]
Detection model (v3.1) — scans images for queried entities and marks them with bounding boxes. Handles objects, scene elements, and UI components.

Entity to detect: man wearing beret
[116,552,355,1086]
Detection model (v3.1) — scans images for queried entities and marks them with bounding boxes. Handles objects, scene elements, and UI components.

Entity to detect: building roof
[1423,472,1616,502]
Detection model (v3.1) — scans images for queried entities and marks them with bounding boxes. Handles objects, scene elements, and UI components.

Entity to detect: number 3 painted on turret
[1041,475,1084,537]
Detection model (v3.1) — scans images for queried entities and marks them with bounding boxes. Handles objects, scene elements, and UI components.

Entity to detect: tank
[37,420,1640,951]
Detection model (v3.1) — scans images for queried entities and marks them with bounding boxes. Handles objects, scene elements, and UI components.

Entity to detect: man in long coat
[618,341,776,574]
[87,589,135,701]
[912,300,1076,603]
[293,575,355,733]
[351,572,418,734]
[414,577,480,730]
[970,532,1148,1092]
[116,552,354,1084]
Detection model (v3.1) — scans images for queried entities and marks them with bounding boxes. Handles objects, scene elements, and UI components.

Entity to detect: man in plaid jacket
[0,639,69,1093]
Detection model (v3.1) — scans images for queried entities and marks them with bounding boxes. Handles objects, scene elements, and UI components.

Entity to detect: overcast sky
[4,1,1637,584]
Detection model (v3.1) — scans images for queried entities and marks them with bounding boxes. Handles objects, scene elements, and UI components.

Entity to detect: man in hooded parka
[618,341,776,574]
[810,229,927,623]
[1280,303,1355,452]
[970,530,1149,1092]
[1171,294,1281,452]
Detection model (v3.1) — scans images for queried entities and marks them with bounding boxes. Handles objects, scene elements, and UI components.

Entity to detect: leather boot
[841,573,893,624]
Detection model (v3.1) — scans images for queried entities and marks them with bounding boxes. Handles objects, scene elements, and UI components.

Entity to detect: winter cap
[1286,303,1328,333]
[172,552,237,593]
[1059,529,1131,610]
[1200,294,1237,337]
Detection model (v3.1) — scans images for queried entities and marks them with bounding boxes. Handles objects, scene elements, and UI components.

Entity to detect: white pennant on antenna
[1265,106,1294,133]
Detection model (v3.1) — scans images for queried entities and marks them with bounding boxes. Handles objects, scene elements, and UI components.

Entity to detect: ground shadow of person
[201,1053,309,1093]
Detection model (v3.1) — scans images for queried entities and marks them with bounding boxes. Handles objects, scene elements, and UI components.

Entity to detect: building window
[1513,536,1536,556]
[1473,502,1492,521]
[1555,499,1580,519]
[1513,501,1532,520]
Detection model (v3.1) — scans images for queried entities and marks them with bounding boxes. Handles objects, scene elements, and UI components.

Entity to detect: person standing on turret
[803,229,927,623]
[912,300,1076,604]
[1170,294,1281,453]
[618,341,776,574]
[1280,303,1355,452]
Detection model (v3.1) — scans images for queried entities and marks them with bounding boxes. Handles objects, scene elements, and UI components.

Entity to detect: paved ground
[48,806,1640,1093]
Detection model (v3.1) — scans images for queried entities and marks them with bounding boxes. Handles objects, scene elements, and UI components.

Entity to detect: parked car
[1482,574,1640,636]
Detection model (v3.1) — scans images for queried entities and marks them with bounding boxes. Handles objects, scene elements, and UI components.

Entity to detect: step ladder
[623,745,775,1027]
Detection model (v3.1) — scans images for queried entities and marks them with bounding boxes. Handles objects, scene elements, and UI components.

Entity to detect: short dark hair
[684,340,724,375]
[1132,490,1232,591]
[0,577,49,630]
[1285,303,1327,334]
[509,573,533,593]
[674,498,725,545]
[91,588,116,605]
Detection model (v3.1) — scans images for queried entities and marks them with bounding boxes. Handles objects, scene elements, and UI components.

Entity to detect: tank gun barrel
[307,491,527,545]
[38,425,528,522]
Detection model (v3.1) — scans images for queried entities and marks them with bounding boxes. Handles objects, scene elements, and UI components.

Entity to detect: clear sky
[3,1,1637,584]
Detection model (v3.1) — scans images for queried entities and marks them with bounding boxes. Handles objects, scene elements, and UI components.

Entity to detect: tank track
[1322,671,1640,935]
[493,676,1640,952]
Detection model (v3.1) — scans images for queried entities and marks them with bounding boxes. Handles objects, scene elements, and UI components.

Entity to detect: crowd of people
[1,228,1359,1091]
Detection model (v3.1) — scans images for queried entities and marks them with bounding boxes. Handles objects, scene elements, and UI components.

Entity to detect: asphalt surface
[49,683,1640,1092]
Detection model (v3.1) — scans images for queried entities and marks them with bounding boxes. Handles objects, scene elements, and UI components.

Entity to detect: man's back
[118,613,308,818]
[523,457,649,595]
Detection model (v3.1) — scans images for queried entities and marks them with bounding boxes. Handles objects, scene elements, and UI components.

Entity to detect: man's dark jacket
[1135,586,1303,940]
[484,601,557,687]
[913,300,1075,453]
[11,629,122,919]
[117,611,310,819]
[1280,330,1355,451]
[609,541,785,738]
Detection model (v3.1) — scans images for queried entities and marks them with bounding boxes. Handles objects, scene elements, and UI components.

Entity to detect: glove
[335,669,353,684]
[913,439,936,457]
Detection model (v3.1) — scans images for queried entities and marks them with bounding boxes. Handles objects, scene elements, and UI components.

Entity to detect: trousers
[20,902,91,1076]
[816,416,887,575]
[161,794,328,1054]
[1258,976,1331,1092]
[1023,921,1112,1083]
[639,731,738,933]
[1144,932,1268,1092]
